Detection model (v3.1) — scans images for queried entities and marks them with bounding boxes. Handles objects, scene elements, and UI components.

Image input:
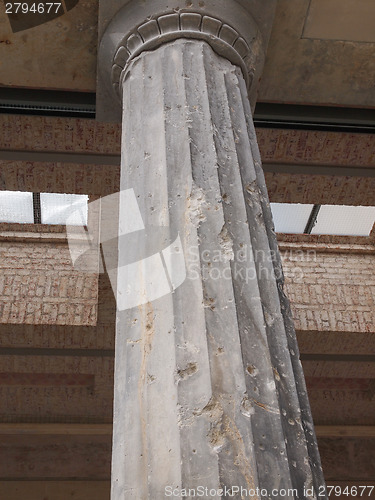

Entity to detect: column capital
[96,0,277,122]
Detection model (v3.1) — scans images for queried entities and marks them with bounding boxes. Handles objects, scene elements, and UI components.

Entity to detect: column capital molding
[111,11,256,98]
[97,0,277,122]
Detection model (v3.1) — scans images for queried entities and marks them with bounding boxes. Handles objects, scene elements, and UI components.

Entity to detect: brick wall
[1,232,373,333]
[0,239,98,326]
[281,245,375,333]
[0,271,115,423]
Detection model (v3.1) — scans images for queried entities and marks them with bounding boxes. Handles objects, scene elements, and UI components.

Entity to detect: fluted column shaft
[112,39,325,500]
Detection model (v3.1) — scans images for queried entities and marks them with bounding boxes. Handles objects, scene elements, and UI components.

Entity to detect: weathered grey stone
[97,0,276,122]
[111,39,327,499]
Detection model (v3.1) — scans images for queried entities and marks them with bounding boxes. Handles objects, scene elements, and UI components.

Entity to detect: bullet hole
[177,362,198,380]
[246,365,255,375]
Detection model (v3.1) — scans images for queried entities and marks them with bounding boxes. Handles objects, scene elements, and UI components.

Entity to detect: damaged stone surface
[112,38,326,500]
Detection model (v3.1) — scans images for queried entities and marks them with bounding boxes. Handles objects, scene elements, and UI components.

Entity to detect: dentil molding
[97,0,276,122]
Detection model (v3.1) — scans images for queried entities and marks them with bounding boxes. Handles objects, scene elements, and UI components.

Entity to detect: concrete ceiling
[258,0,375,107]
[0,0,374,108]
[0,0,98,91]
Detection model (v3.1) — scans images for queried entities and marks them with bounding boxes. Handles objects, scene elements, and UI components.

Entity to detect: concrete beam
[0,423,374,438]
[2,150,375,178]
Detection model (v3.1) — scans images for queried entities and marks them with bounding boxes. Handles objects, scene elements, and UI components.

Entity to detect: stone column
[99,2,327,499]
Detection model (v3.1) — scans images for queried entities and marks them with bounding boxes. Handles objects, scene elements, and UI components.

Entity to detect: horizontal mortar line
[0,423,112,435]
[323,477,375,483]
[0,298,98,303]
[0,150,120,165]
[0,347,115,357]
[0,349,372,362]
[0,415,113,424]
[263,162,375,178]
[0,373,95,387]
[300,353,375,362]
[323,481,375,485]
[0,478,111,482]
[315,425,375,438]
